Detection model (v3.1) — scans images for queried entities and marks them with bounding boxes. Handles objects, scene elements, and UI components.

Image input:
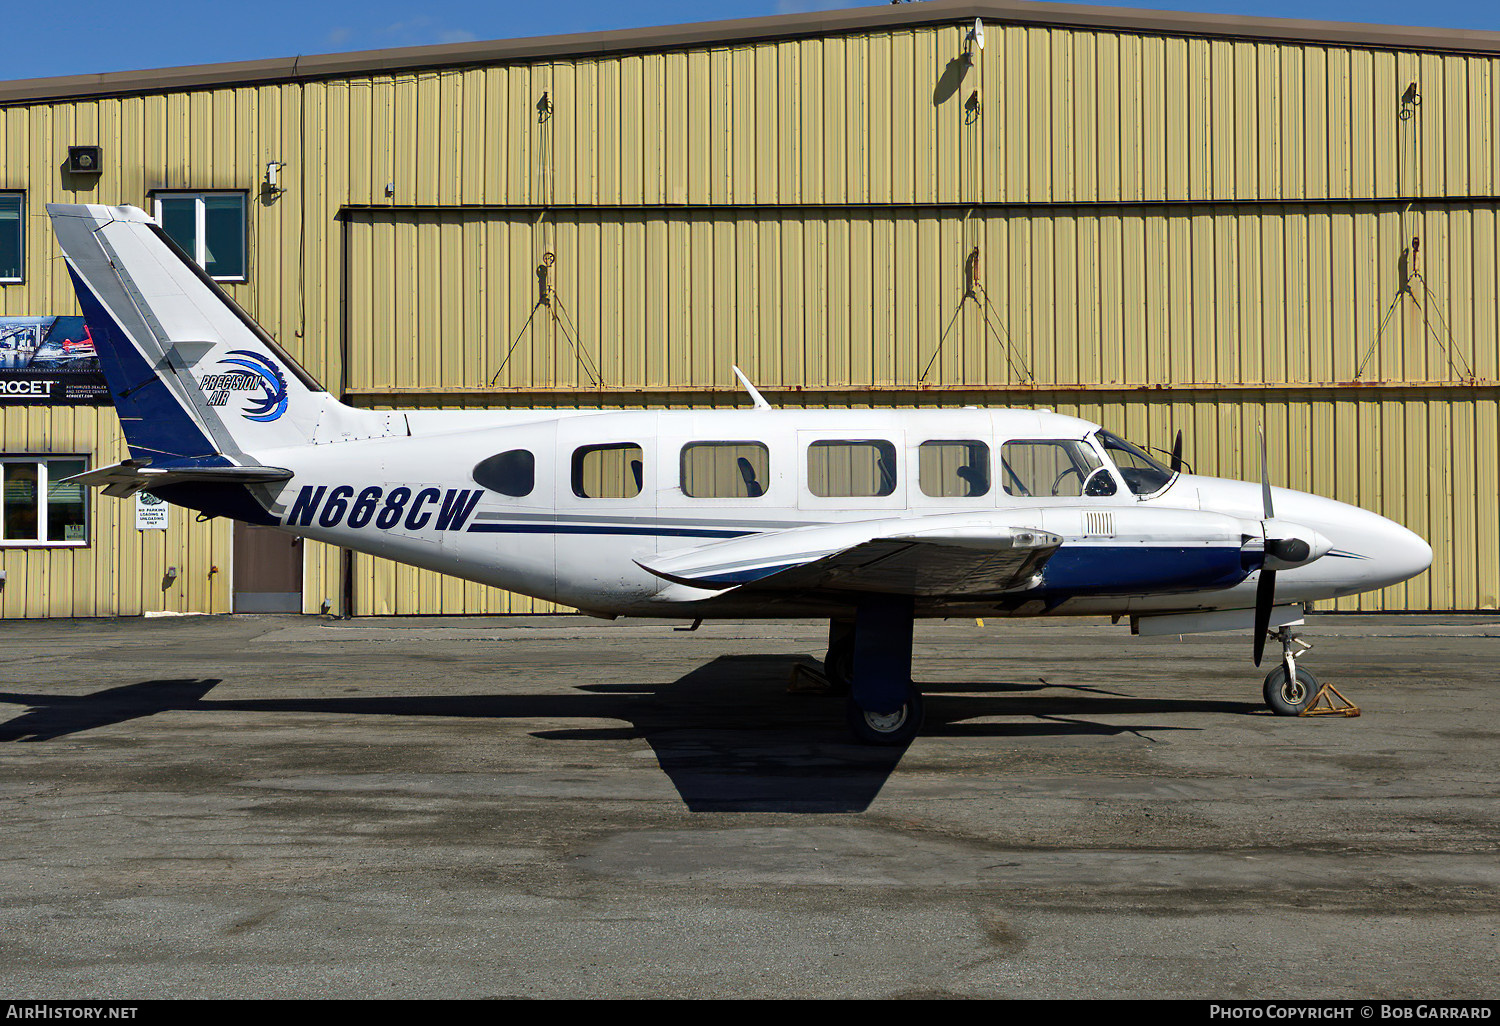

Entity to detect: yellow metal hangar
[0,0,1494,619]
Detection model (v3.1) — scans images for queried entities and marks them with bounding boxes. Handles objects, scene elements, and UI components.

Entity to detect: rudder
[48,203,401,466]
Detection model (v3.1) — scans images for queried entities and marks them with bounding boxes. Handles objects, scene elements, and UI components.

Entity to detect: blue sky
[3,0,1497,82]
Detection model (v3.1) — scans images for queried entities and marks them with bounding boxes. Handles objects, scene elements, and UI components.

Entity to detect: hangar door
[342,209,595,615]
[338,207,1495,615]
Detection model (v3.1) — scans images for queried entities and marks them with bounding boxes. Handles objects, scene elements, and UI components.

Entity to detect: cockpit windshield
[1096,430,1174,495]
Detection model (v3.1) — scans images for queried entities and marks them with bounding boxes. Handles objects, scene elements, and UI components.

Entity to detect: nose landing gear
[1262,626,1317,715]
[1260,626,1357,717]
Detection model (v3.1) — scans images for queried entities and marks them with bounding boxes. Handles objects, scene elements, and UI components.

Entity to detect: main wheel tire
[1263,665,1320,716]
[823,639,854,696]
[846,686,924,746]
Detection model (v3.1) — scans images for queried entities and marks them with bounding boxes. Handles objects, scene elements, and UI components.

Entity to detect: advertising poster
[0,316,110,405]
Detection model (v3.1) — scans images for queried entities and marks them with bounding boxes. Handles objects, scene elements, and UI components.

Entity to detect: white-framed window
[572,443,644,499]
[153,191,246,281]
[807,439,898,498]
[1,456,89,547]
[680,442,770,499]
[0,192,22,283]
[918,440,990,498]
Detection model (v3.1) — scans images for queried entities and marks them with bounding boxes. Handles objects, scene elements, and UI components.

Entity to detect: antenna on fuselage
[731,366,773,411]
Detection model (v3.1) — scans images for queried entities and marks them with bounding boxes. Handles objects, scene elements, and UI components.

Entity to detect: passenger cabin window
[1001,440,1116,498]
[572,443,644,499]
[919,440,990,498]
[472,449,535,497]
[807,440,897,498]
[681,442,769,498]
[1097,431,1174,495]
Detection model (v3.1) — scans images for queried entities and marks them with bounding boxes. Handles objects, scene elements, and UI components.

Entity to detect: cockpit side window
[1000,440,1116,498]
[1097,431,1173,496]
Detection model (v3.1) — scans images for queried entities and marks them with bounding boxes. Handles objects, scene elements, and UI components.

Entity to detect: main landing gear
[823,619,854,695]
[825,598,924,746]
[1262,625,1319,716]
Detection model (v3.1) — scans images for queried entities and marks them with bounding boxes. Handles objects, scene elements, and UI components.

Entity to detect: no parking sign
[135,491,168,530]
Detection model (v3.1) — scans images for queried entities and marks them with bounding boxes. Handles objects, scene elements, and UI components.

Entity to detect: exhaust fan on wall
[68,145,102,174]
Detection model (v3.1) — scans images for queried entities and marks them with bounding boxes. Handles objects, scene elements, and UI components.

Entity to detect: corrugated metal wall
[0,406,233,616]
[1,19,1496,616]
[342,203,1495,392]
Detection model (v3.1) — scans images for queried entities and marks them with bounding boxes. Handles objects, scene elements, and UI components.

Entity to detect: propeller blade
[1253,566,1277,667]
[1258,425,1274,520]
[1170,429,1183,474]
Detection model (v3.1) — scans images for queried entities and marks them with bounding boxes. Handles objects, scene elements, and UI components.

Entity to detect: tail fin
[47,203,402,466]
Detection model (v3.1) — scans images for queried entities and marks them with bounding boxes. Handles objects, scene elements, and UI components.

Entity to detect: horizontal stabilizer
[66,460,293,498]
[639,514,1062,598]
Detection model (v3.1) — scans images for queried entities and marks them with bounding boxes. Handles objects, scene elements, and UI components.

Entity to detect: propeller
[1249,427,1332,665]
[1170,429,1184,474]
[1253,428,1275,666]
[1251,429,1313,665]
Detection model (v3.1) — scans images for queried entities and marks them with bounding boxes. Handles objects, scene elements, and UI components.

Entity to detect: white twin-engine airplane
[51,203,1432,744]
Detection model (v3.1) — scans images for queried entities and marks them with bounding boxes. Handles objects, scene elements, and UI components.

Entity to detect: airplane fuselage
[246,406,1431,620]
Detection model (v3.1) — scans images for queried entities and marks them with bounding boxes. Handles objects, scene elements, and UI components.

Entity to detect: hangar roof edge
[4,0,1500,106]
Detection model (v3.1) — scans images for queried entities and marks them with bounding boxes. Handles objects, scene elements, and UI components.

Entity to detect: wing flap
[639,515,1062,599]
[749,536,1058,596]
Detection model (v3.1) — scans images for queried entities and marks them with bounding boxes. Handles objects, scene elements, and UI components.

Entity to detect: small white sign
[135,491,168,530]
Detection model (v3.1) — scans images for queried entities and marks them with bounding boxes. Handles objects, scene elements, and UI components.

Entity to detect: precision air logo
[201,350,288,423]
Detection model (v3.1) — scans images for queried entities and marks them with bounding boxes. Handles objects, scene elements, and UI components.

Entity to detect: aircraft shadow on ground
[0,656,1253,813]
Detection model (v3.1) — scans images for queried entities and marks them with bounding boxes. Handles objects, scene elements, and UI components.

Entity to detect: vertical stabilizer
[48,203,402,466]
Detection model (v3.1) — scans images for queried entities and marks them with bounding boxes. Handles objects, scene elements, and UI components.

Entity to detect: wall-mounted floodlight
[963,18,985,61]
[265,161,286,198]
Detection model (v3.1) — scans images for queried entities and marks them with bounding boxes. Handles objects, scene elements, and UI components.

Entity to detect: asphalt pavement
[0,613,1496,999]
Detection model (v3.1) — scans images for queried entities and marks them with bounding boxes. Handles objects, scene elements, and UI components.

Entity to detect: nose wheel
[1263,665,1319,716]
[1262,626,1319,716]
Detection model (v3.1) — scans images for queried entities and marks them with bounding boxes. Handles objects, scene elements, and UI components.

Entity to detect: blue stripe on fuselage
[467,523,753,539]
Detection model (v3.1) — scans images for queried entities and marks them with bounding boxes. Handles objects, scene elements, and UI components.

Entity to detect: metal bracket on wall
[1355,235,1474,381]
[1398,81,1420,121]
[491,251,603,388]
[919,246,1032,385]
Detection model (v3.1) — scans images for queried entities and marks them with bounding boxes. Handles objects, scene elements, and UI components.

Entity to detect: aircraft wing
[639,516,1062,598]
[66,459,294,498]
